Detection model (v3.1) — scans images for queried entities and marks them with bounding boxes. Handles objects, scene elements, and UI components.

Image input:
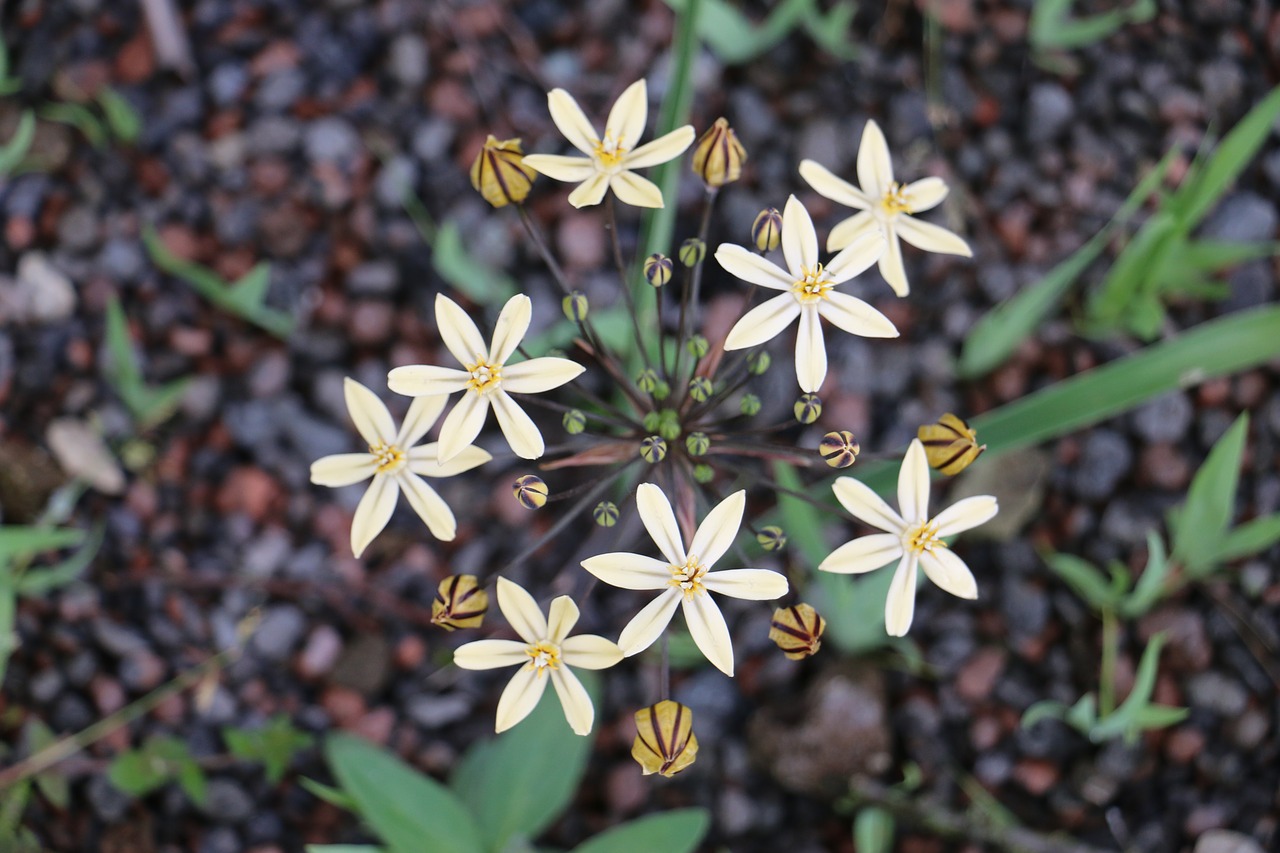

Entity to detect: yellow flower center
[669,555,708,599]
[593,132,628,170]
[526,641,562,676]
[880,181,912,217]
[466,361,503,394]
[369,442,406,474]
[903,519,945,555]
[791,264,835,304]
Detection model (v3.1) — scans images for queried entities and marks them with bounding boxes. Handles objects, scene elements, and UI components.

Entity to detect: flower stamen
[593,132,628,170]
[466,361,503,394]
[904,520,945,555]
[369,442,406,474]
[669,554,708,598]
[881,181,912,217]
[791,264,835,304]
[525,641,562,676]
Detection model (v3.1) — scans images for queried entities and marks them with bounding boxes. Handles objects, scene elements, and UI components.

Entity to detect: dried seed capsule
[685,334,709,359]
[794,393,822,425]
[636,369,660,394]
[563,409,586,435]
[679,238,706,267]
[768,603,825,659]
[740,393,761,417]
[918,413,987,475]
[632,700,699,777]
[692,117,747,188]
[688,377,713,403]
[693,463,714,484]
[431,575,489,631]
[747,351,771,375]
[685,432,710,457]
[643,253,673,288]
[756,525,787,552]
[593,501,619,527]
[640,436,667,464]
[562,291,588,322]
[469,136,537,208]
[819,431,860,468]
[512,474,548,509]
[752,207,783,252]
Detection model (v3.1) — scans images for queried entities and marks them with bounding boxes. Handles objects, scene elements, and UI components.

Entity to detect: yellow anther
[904,520,945,555]
[525,641,562,675]
[791,264,835,303]
[369,442,406,474]
[881,181,912,216]
[593,132,628,169]
[669,555,707,598]
[466,361,503,394]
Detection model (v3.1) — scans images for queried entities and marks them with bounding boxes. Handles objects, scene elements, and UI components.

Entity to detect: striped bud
[512,474,548,509]
[431,575,489,631]
[469,136,536,208]
[740,393,761,417]
[691,117,746,189]
[640,436,667,464]
[819,431,860,469]
[563,409,586,434]
[752,207,783,252]
[747,351,771,375]
[593,501,619,527]
[756,525,787,552]
[636,369,660,394]
[769,603,825,660]
[653,379,671,401]
[685,432,710,457]
[685,334,709,359]
[643,253,673,288]
[679,238,706,267]
[693,463,714,483]
[562,291,588,322]
[794,393,822,425]
[688,377,712,403]
[918,413,987,475]
[632,700,699,777]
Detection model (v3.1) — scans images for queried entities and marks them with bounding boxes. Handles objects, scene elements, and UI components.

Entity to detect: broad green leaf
[108,749,170,797]
[1045,553,1119,613]
[431,221,517,306]
[24,721,69,810]
[1030,0,1155,50]
[1121,531,1170,617]
[1085,211,1178,335]
[1170,412,1248,574]
[1091,634,1176,742]
[1131,704,1190,729]
[97,88,142,143]
[1212,513,1280,563]
[571,809,709,853]
[1064,693,1098,731]
[0,111,35,175]
[231,263,274,310]
[853,808,894,853]
[326,734,482,853]
[15,525,102,597]
[1160,239,1280,275]
[224,716,313,784]
[0,527,84,565]
[176,758,208,806]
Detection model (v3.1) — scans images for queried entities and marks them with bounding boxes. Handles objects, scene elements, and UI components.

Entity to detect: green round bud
[740,393,761,417]
[562,291,588,322]
[562,409,586,435]
[643,253,673,288]
[693,463,715,484]
[593,501,619,527]
[679,238,706,267]
[757,525,787,551]
[636,368,659,394]
[747,351,771,375]
[643,411,661,432]
[512,475,548,510]
[688,377,713,403]
[794,393,822,425]
[640,436,668,464]
[752,207,783,252]
[685,334,709,359]
[685,432,710,457]
[653,379,671,401]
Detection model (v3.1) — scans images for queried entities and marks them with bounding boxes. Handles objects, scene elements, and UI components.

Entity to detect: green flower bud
[685,432,710,457]
[640,436,667,464]
[563,409,586,434]
[593,501,619,527]
[688,377,712,403]
[562,291,588,322]
[752,207,783,252]
[740,393,761,417]
[636,368,660,394]
[747,351,771,375]
[643,411,661,432]
[679,238,706,267]
[794,393,822,425]
[685,335,709,359]
[653,379,671,401]
[644,253,673,288]
[693,463,715,484]
[756,525,787,552]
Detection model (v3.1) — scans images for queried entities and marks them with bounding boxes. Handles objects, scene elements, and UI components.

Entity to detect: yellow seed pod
[512,474,548,509]
[643,253,673,288]
[752,207,782,252]
[756,525,787,552]
[768,603,825,660]
[593,501,619,527]
[819,431,860,468]
[632,700,699,777]
[469,136,537,208]
[692,117,747,188]
[794,393,822,425]
[679,238,706,267]
[918,413,987,476]
[640,436,667,464]
[431,575,489,631]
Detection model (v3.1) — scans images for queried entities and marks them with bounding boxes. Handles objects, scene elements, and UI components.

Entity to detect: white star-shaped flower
[819,439,998,636]
[799,119,972,297]
[522,79,695,209]
[454,577,623,735]
[581,485,789,676]
[310,378,492,557]
[717,195,897,393]
[387,293,584,462]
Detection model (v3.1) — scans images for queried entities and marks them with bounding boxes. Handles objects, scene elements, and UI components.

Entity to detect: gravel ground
[1,1,1278,851]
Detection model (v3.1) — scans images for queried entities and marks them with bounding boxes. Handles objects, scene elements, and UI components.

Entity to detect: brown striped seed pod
[512,474,548,509]
[643,253,673,288]
[632,700,699,777]
[752,207,782,252]
[819,431,860,468]
[768,603,825,660]
[794,393,822,425]
[593,501,619,527]
[469,136,537,208]
[756,525,787,552]
[431,575,489,631]
[918,413,986,475]
[692,117,747,188]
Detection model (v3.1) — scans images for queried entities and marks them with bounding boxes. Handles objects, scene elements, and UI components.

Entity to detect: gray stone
[256,69,307,112]
[387,34,428,87]
[198,779,255,823]
[251,605,306,661]
[87,774,132,822]
[304,117,360,165]
[57,205,100,252]
[406,693,472,728]
[1193,830,1265,853]
[1132,392,1193,443]
[99,238,146,282]
[1186,671,1249,717]
[245,116,302,156]
[1200,192,1278,244]
[241,528,293,579]
[375,155,417,209]
[1026,83,1074,144]
[347,261,398,295]
[248,351,291,398]
[198,827,242,853]
[411,117,454,163]
[1072,429,1132,502]
[209,63,248,106]
[93,619,148,656]
[6,253,76,323]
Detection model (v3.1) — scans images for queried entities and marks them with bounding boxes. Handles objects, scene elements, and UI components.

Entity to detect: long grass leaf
[1170,413,1248,573]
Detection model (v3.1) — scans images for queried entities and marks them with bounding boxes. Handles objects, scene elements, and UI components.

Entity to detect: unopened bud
[692,117,747,188]
[679,238,706,267]
[636,369,660,394]
[918,413,987,475]
[685,335,709,359]
[640,436,667,464]
[562,291,588,322]
[819,431,859,468]
[632,700,698,777]
[693,463,714,483]
[747,351,771,375]
[512,474,548,509]
[752,207,783,252]
[469,136,536,208]
[688,377,712,403]
[740,393,761,417]
[643,253,673,288]
[794,393,822,425]
[593,501,619,527]
[563,409,586,434]
[756,526,787,552]
[769,603,825,659]
[432,575,489,631]
[685,432,710,457]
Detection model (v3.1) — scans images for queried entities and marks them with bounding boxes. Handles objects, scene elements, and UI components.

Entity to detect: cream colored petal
[453,639,528,670]
[489,293,532,366]
[547,88,599,156]
[496,576,548,644]
[884,554,919,637]
[934,495,999,538]
[898,439,931,526]
[310,454,377,487]
[386,365,471,397]
[794,305,827,393]
[682,594,734,676]
[610,171,664,208]
[522,153,597,182]
[407,443,492,477]
[436,392,489,463]
[618,588,682,656]
[546,595,580,645]
[827,210,881,253]
[568,172,610,208]
[819,533,903,574]
[636,482,686,565]
[561,634,624,670]
[824,229,886,283]
[832,477,905,533]
[895,215,973,257]
[396,395,448,448]
[781,195,818,277]
[856,119,893,199]
[799,158,872,210]
[551,666,595,735]
[502,357,585,394]
[714,243,794,291]
[920,548,978,600]
[701,568,789,600]
[689,489,744,570]
[343,377,396,447]
[580,552,673,590]
[624,126,695,170]
[396,471,456,541]
[723,294,801,351]
[605,79,647,150]
[351,473,399,558]
[878,228,910,297]
[435,293,490,366]
[903,176,948,213]
[818,291,899,339]
[495,665,548,733]
[491,391,545,460]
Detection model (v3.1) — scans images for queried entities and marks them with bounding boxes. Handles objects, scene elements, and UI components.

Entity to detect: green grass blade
[1084,210,1178,335]
[1213,513,1280,564]
[0,111,35,175]
[1170,412,1248,573]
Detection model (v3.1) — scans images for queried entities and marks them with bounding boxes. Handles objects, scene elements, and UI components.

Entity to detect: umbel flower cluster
[311,79,995,772]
